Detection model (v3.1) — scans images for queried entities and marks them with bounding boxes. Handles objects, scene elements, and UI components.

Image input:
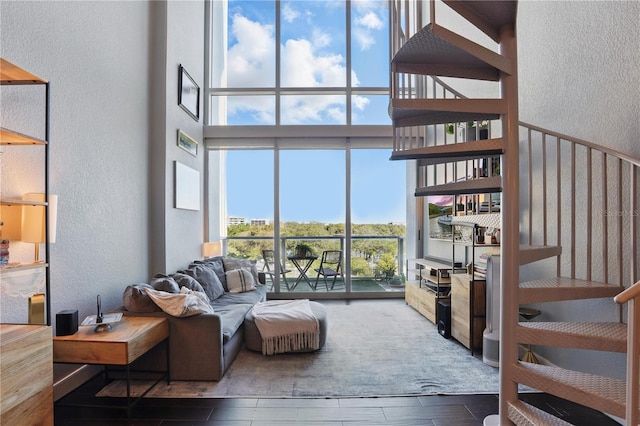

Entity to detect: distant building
[228,217,246,226]
[250,219,271,226]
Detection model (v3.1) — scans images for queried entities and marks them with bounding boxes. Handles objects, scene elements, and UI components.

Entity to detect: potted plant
[376,253,397,281]
[294,243,314,257]
[466,120,489,141]
[389,273,405,287]
[446,121,489,141]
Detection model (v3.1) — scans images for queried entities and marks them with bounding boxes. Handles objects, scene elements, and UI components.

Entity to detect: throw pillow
[144,287,213,317]
[225,268,257,293]
[171,272,206,293]
[122,283,160,313]
[222,258,260,285]
[150,274,181,293]
[178,264,225,301]
[192,256,226,289]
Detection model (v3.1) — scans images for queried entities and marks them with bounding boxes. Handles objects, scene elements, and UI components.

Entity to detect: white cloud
[352,95,370,111]
[226,12,364,124]
[312,28,332,49]
[227,97,275,124]
[352,3,386,51]
[282,3,299,23]
[353,27,375,51]
[228,14,275,87]
[281,95,345,124]
[355,11,383,30]
[281,38,346,87]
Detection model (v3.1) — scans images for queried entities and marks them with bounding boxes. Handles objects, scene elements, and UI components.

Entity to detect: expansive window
[207,1,400,297]
[351,149,406,292]
[221,147,405,295]
[209,0,390,126]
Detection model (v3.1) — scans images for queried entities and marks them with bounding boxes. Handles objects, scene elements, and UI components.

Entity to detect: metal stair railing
[519,122,639,293]
[614,280,640,425]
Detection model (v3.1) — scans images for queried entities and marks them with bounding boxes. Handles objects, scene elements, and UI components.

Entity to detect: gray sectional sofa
[120,256,267,381]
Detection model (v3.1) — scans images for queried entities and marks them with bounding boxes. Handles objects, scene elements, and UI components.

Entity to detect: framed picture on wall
[178,64,200,122]
[177,129,198,157]
[175,161,200,211]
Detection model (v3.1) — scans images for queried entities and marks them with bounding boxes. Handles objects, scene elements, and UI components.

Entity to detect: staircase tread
[389,98,503,128]
[512,362,629,419]
[518,321,627,352]
[390,138,503,162]
[519,244,562,265]
[519,277,621,303]
[415,175,501,197]
[508,400,573,426]
[391,23,510,80]
[442,0,518,43]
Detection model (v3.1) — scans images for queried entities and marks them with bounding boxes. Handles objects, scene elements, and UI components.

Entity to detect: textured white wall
[518,1,639,158]
[1,1,151,322]
[517,1,639,378]
[0,0,206,324]
[163,0,205,273]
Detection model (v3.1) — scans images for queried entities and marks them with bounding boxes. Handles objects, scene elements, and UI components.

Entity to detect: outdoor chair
[262,249,291,291]
[314,250,344,291]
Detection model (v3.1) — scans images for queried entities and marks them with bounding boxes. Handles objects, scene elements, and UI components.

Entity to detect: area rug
[98,299,503,398]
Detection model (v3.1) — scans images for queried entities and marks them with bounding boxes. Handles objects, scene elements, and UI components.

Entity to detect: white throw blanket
[251,299,319,356]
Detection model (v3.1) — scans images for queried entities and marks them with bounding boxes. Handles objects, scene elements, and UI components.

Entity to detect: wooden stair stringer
[519,277,621,304]
[507,400,573,426]
[512,362,629,420]
[517,322,627,352]
[442,0,518,44]
[390,138,503,163]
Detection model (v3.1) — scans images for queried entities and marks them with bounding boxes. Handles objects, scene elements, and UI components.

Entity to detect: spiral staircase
[389,1,640,425]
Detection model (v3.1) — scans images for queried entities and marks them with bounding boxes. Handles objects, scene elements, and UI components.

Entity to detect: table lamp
[203,241,222,259]
[21,193,57,262]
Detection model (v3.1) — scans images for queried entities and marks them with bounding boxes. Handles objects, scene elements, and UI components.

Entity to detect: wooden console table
[53,316,169,418]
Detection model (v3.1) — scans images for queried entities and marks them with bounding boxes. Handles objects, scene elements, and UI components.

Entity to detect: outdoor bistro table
[287,255,318,290]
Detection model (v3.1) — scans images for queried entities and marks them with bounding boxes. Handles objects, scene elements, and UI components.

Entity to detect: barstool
[519,307,541,364]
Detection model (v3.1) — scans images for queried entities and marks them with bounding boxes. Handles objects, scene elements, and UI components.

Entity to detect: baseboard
[53,364,102,401]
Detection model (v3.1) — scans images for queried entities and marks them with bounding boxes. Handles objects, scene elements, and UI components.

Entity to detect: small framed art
[175,161,200,211]
[178,64,200,122]
[177,129,198,157]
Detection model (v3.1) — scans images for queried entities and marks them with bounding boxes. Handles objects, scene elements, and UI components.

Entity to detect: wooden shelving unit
[405,258,457,324]
[0,57,51,325]
[451,273,486,353]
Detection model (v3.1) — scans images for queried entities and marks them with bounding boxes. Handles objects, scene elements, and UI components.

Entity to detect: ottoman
[244,301,328,353]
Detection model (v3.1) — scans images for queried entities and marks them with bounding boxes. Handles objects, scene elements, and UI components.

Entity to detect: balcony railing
[224,234,405,292]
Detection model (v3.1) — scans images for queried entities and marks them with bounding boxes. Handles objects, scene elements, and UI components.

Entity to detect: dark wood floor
[55,375,621,425]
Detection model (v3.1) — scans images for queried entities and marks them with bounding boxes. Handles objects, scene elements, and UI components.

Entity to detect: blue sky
[224,0,390,125]
[227,149,406,224]
[224,1,403,225]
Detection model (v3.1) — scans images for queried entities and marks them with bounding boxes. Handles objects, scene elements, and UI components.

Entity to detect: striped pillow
[225,268,257,293]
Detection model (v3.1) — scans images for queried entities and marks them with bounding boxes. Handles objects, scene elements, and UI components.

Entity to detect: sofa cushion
[178,264,225,301]
[211,284,267,310]
[171,272,206,293]
[214,303,253,343]
[151,274,180,293]
[144,287,214,317]
[122,283,161,313]
[225,268,257,293]
[192,257,226,290]
[222,258,260,285]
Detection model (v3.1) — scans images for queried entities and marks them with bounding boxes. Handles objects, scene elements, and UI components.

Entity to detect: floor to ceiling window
[206,0,403,297]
